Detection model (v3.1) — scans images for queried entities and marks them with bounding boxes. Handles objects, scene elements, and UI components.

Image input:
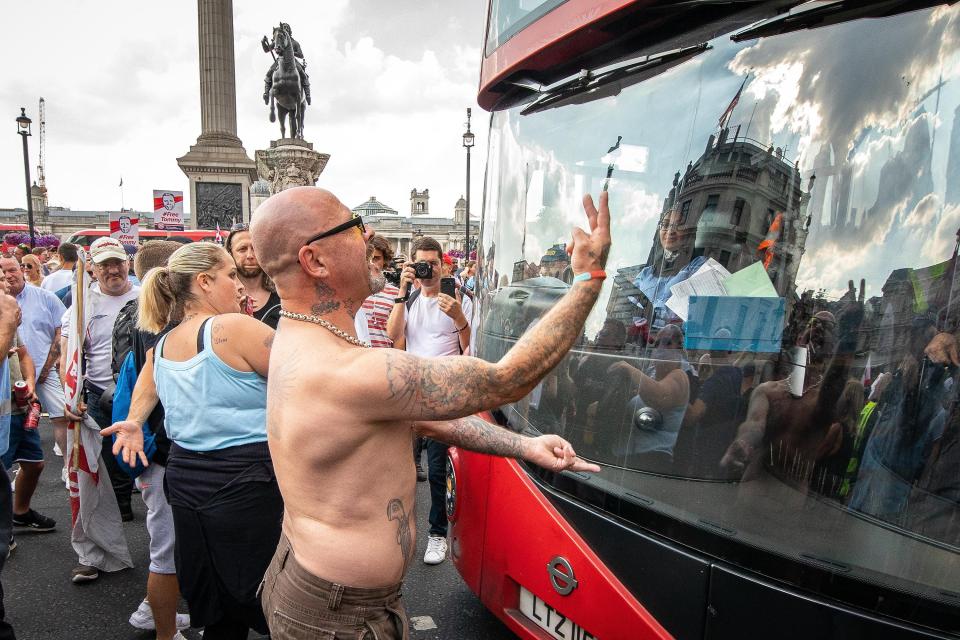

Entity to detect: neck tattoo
[279,310,370,348]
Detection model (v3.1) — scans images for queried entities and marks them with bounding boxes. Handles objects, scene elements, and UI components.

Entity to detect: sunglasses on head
[303,213,366,247]
[230,223,250,232]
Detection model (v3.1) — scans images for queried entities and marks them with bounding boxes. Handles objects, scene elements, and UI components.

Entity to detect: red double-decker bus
[450,1,960,638]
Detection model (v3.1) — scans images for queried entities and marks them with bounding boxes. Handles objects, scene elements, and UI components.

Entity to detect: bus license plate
[518,586,597,640]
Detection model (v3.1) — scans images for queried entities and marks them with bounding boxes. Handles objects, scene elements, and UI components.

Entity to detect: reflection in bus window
[476,2,960,603]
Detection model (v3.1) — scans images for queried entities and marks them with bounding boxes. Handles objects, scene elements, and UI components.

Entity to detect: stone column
[198,0,239,144]
[177,0,258,227]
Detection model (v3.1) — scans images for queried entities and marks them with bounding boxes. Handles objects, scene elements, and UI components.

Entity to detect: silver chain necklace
[279,310,371,348]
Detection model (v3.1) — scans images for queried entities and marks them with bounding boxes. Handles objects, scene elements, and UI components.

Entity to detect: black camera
[413,261,434,279]
[383,270,402,286]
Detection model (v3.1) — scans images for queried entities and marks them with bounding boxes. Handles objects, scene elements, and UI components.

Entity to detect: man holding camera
[386,236,472,565]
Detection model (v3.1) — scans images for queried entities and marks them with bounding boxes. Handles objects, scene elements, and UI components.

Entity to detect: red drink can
[25,402,41,430]
[12,380,29,407]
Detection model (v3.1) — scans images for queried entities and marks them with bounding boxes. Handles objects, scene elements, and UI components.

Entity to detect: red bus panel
[449,448,671,640]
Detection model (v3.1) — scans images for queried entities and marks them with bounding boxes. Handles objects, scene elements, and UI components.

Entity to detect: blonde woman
[20,254,43,287]
[103,242,278,640]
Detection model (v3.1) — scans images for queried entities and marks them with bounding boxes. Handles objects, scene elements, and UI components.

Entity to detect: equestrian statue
[262,23,311,140]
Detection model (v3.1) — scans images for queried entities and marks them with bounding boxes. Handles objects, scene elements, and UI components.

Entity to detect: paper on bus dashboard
[665,258,731,321]
[723,261,778,298]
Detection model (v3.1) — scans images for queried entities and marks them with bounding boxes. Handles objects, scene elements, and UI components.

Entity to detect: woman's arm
[212,314,274,378]
[608,362,689,411]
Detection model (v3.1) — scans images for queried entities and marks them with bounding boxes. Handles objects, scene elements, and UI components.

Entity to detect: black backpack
[112,299,140,379]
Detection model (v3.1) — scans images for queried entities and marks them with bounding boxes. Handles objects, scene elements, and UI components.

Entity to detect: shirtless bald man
[251,187,609,639]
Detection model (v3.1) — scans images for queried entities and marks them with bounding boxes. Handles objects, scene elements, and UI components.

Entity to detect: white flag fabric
[64,254,132,572]
[67,415,133,571]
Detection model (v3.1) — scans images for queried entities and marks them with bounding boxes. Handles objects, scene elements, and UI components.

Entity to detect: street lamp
[462,107,475,261]
[16,108,36,249]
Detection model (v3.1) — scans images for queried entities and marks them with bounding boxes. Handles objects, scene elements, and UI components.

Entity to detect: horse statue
[263,24,308,139]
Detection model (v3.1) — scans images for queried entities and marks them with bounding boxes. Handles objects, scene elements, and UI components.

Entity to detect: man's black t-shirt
[254,291,282,330]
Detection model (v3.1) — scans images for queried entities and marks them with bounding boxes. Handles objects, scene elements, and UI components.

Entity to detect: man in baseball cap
[59,235,140,581]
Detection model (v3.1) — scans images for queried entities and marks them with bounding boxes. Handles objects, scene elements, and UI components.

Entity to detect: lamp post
[16,108,35,249]
[462,108,475,261]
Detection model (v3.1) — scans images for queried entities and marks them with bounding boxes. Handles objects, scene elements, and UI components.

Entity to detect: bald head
[251,187,377,317]
[251,187,349,281]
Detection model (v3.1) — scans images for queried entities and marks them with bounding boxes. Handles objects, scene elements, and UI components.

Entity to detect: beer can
[24,402,41,430]
[12,380,29,407]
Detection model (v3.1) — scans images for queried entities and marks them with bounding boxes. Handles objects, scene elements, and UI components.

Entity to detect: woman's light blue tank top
[154,318,268,452]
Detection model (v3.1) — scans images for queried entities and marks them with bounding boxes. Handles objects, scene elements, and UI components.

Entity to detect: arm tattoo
[386,498,414,573]
[212,322,228,345]
[383,283,600,420]
[384,351,500,419]
[441,415,525,459]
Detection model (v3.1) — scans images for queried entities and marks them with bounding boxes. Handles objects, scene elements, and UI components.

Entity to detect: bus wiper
[731,0,954,41]
[519,42,710,116]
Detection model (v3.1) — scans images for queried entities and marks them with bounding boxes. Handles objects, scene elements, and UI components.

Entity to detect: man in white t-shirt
[386,236,472,566]
[41,242,79,302]
[60,236,140,583]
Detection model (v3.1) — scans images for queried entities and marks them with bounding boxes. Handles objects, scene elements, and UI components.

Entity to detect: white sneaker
[172,632,188,640]
[423,535,447,565]
[128,599,191,630]
[61,466,69,488]
[53,442,62,457]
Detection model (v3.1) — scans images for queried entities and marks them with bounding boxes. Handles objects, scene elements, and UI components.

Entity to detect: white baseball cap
[90,237,128,264]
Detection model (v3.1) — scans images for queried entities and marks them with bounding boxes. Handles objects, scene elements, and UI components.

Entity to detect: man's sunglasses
[304,213,366,246]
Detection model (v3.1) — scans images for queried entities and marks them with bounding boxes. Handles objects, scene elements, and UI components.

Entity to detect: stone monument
[177,0,258,228]
[255,139,329,195]
[254,23,329,198]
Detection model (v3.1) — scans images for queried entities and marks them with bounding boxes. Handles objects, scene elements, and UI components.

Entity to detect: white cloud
[0,0,486,224]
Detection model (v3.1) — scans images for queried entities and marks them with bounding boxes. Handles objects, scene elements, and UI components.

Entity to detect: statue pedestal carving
[255,138,330,195]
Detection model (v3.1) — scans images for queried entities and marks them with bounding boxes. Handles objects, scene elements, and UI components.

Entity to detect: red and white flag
[718,77,747,130]
[65,254,133,572]
[215,222,224,244]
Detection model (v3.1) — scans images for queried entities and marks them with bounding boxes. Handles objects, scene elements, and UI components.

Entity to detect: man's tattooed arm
[414,416,527,459]
[380,280,603,421]
[416,415,526,459]
[40,329,61,381]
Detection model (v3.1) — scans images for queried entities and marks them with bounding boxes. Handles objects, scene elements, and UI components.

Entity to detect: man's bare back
[253,186,609,597]
[268,324,420,587]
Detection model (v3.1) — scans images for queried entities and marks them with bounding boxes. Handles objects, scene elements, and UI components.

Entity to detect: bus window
[476,1,960,606]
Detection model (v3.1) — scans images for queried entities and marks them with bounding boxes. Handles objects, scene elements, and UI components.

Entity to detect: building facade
[353,191,479,258]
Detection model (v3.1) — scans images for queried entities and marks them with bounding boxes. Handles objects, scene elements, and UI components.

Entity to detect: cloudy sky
[0,0,487,218]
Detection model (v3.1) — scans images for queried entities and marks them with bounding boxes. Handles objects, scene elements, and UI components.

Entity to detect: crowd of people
[0,186,611,639]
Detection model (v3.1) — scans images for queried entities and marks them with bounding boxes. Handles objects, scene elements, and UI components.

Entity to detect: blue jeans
[425,439,448,537]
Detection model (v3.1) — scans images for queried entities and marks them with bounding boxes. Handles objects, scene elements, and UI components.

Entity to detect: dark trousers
[166,442,282,636]
[0,462,17,639]
[425,438,448,537]
[84,386,133,513]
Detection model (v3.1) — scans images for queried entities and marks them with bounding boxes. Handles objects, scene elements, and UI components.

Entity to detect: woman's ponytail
[138,267,176,333]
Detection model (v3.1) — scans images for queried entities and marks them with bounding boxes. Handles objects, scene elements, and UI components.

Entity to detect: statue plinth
[255,138,330,194]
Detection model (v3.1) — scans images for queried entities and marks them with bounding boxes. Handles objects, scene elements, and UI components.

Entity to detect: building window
[679,200,692,224]
[702,194,720,216]
[731,198,746,226]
